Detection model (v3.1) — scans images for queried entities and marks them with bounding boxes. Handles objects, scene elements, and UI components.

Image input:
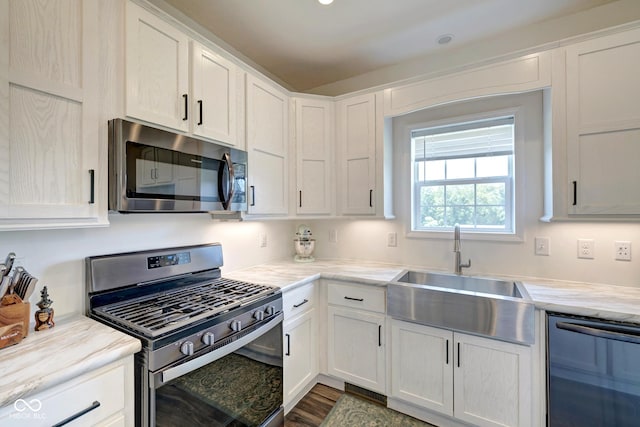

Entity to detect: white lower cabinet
[0,356,134,426]
[391,319,532,427]
[326,282,386,394]
[282,283,318,411]
[284,308,317,408]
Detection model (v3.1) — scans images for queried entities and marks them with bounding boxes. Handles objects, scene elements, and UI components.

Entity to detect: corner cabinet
[0,0,107,230]
[246,75,289,215]
[390,319,532,427]
[553,27,640,217]
[292,97,334,216]
[336,93,377,216]
[327,282,386,394]
[335,92,392,218]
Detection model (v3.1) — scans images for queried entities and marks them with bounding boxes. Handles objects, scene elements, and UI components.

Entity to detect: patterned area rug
[320,394,435,427]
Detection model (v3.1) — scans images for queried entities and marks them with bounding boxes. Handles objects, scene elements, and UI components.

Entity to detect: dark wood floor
[284,384,344,427]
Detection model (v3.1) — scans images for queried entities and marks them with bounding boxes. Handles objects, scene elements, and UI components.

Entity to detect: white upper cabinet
[564,28,640,215]
[336,93,377,216]
[0,0,106,230]
[293,97,334,216]
[246,74,289,215]
[125,3,242,148]
[125,1,189,133]
[191,42,239,146]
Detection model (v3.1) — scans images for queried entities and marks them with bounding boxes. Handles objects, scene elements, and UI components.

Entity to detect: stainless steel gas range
[86,243,284,427]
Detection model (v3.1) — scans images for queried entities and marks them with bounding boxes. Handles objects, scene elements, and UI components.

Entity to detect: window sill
[406,229,524,243]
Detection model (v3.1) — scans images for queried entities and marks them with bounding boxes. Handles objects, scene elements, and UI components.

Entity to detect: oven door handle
[556,321,640,345]
[153,313,283,387]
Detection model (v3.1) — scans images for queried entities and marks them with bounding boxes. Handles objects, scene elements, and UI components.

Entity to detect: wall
[0,216,296,317]
[307,92,640,288]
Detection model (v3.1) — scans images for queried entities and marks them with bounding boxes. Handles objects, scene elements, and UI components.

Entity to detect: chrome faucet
[453,224,471,275]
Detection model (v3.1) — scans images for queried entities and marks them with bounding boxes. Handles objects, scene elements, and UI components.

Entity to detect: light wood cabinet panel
[390,320,453,415]
[0,356,133,426]
[294,97,333,215]
[327,305,385,393]
[0,0,105,229]
[454,332,532,427]
[390,320,532,427]
[191,42,238,146]
[246,74,289,215]
[564,28,640,215]
[336,93,376,215]
[125,1,189,132]
[283,308,317,409]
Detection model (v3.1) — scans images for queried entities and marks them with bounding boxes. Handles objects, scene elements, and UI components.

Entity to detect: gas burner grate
[94,278,277,337]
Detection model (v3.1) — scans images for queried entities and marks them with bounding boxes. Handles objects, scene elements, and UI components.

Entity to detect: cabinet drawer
[283,283,315,320]
[0,363,125,426]
[328,282,385,313]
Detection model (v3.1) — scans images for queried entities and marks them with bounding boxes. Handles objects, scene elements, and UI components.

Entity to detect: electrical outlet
[534,237,550,256]
[387,232,397,247]
[329,229,338,243]
[259,233,267,248]
[615,241,631,261]
[578,239,595,259]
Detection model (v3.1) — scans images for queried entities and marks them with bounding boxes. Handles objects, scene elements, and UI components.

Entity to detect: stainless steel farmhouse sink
[387,270,535,344]
[395,271,526,298]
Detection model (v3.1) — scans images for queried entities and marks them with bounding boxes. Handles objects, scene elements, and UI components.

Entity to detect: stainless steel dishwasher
[547,313,640,426]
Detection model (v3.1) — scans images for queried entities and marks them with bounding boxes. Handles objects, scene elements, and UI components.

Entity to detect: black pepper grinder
[34,286,55,331]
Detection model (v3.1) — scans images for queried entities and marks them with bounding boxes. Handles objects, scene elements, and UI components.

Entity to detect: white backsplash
[307,218,640,288]
[0,214,296,316]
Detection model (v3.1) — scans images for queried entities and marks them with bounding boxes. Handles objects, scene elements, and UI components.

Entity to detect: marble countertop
[226,258,640,324]
[0,315,141,408]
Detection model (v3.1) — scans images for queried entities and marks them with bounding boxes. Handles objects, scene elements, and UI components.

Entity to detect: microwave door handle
[556,321,640,345]
[219,153,235,209]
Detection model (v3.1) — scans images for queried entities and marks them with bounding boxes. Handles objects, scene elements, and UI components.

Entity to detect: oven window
[155,325,283,427]
[126,141,223,202]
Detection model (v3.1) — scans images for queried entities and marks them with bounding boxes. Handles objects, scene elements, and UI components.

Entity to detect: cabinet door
[0,0,104,229]
[283,309,317,409]
[246,75,289,215]
[390,320,454,416]
[454,333,532,427]
[294,98,333,215]
[336,93,376,215]
[327,306,385,393]
[125,1,189,132]
[191,42,238,146]
[566,28,640,215]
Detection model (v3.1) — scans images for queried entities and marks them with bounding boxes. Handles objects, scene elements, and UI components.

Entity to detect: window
[411,116,515,233]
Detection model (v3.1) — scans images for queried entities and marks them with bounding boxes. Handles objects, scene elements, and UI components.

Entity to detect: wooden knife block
[0,294,30,349]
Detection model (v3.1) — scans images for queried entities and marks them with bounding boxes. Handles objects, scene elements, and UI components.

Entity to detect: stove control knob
[230,320,242,332]
[265,306,276,316]
[202,332,215,346]
[180,341,194,356]
[254,310,265,321]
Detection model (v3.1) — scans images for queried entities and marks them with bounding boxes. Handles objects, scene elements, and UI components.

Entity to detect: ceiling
[163,0,615,92]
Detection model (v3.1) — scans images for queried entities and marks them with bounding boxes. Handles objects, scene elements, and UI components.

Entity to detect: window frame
[405,106,526,242]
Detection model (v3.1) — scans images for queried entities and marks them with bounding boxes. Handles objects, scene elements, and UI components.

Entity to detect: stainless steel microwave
[108,119,247,213]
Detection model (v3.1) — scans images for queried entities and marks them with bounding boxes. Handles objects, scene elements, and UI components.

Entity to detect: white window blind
[412,117,514,161]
